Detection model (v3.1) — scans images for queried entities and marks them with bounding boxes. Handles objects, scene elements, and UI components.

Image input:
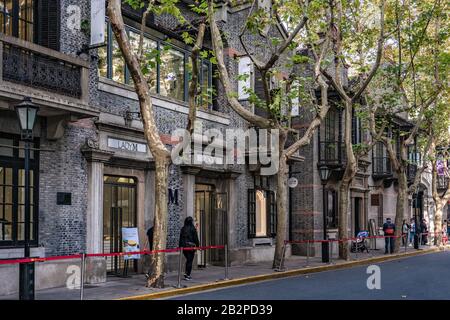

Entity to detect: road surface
[170,251,450,300]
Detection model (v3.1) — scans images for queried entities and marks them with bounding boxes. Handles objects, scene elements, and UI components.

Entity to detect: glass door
[103,176,137,275]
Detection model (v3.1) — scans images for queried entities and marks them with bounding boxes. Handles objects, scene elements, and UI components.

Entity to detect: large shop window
[248,188,276,238]
[98,20,213,107]
[0,0,60,50]
[0,134,39,247]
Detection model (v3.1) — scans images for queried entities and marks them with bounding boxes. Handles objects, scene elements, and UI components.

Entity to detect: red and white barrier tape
[0,245,226,266]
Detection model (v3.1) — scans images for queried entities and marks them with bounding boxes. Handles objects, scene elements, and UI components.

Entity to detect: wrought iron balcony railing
[0,34,89,102]
[372,156,393,178]
[437,176,450,191]
[407,163,418,182]
[318,141,346,167]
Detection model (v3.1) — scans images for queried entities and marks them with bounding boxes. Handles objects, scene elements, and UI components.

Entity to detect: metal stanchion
[305,240,310,267]
[80,253,86,301]
[329,240,333,264]
[175,248,183,289]
[224,245,230,280]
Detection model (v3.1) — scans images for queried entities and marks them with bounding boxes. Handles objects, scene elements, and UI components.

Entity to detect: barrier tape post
[329,240,333,264]
[80,253,86,301]
[305,240,310,267]
[224,245,229,280]
[175,248,183,289]
[354,239,358,260]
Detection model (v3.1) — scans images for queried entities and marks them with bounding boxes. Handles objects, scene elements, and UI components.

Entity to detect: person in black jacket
[179,216,200,280]
[383,217,396,254]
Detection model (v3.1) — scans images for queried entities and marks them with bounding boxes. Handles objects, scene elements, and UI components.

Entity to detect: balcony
[437,176,450,191]
[372,156,393,179]
[0,34,96,119]
[318,141,346,168]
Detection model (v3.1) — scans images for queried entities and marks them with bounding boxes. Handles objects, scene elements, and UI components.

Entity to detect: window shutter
[248,189,256,238]
[267,190,277,237]
[38,0,60,51]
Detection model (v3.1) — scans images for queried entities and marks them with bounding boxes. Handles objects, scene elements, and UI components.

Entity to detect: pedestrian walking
[146,225,154,251]
[402,220,410,246]
[420,219,428,245]
[144,225,154,280]
[179,216,200,281]
[409,218,416,246]
[383,217,396,254]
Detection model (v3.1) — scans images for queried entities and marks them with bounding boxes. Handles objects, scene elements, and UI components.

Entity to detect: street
[170,251,450,300]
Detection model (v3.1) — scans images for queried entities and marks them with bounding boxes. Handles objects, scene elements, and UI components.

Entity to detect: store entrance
[103,176,137,275]
[194,184,227,267]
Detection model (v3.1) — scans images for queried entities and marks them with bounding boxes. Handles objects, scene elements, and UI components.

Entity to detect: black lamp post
[318,165,331,263]
[15,97,39,300]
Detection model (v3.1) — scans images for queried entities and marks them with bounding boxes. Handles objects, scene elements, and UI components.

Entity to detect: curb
[118,247,443,300]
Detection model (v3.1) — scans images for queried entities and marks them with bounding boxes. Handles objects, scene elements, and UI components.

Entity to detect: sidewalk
[0,244,442,300]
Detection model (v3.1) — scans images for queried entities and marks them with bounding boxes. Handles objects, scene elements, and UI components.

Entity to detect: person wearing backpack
[179,216,200,281]
[383,217,396,254]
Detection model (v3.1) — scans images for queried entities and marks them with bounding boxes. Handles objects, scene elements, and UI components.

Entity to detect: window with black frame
[0,0,34,42]
[0,134,39,247]
[248,176,276,238]
[98,20,214,107]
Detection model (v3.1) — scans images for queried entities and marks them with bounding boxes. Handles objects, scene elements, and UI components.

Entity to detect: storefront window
[255,190,267,237]
[129,30,157,93]
[0,134,38,246]
[99,21,213,105]
[98,23,108,78]
[160,48,185,100]
[0,0,34,42]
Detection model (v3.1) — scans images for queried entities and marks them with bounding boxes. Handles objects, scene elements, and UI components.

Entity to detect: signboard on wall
[108,137,147,153]
[122,228,141,260]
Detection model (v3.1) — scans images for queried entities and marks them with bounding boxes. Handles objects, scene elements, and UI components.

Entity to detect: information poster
[122,227,141,260]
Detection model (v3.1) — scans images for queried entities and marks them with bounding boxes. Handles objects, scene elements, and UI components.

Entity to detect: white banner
[122,227,141,260]
[90,0,106,46]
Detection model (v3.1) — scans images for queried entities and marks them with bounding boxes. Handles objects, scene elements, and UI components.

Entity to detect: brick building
[0,0,447,296]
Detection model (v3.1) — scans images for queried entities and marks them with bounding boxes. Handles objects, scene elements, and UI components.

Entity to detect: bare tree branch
[187,22,206,134]
[208,0,273,129]
[352,0,385,103]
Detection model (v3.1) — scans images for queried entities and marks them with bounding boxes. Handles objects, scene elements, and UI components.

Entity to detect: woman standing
[179,217,200,281]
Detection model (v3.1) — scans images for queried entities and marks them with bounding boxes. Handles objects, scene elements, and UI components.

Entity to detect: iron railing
[0,34,89,101]
[437,176,450,191]
[372,156,392,177]
[318,141,346,166]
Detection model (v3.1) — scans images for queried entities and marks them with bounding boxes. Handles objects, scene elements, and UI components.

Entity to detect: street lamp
[15,97,39,300]
[318,165,332,263]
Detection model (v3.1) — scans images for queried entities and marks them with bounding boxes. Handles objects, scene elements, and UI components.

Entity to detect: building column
[86,161,104,254]
[81,140,113,283]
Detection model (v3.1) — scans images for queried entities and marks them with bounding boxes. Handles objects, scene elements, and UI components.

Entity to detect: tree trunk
[338,100,356,260]
[394,170,408,252]
[434,202,443,247]
[147,157,170,288]
[273,134,288,269]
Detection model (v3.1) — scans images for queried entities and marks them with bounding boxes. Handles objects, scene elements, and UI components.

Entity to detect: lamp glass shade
[319,166,331,182]
[15,99,38,131]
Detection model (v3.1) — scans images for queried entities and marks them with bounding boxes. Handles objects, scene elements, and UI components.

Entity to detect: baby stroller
[350,231,370,253]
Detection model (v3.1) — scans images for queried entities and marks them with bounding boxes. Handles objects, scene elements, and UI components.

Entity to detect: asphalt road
[170,251,450,300]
